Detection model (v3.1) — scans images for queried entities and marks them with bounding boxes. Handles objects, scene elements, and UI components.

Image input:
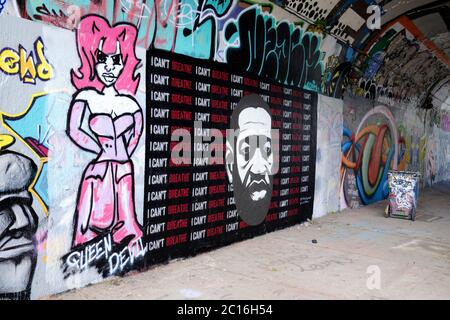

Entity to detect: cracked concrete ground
[48,181,450,300]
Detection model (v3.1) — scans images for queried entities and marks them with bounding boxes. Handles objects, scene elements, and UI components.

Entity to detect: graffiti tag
[0,37,53,84]
[224,6,324,92]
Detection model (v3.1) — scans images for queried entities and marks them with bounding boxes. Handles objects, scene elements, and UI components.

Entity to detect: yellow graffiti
[0,92,50,215]
[0,134,15,151]
[35,39,53,81]
[0,38,53,84]
[396,125,428,172]
[0,49,19,74]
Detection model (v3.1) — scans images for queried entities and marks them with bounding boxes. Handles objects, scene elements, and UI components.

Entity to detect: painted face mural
[95,40,124,86]
[0,147,38,300]
[68,15,143,249]
[226,94,274,226]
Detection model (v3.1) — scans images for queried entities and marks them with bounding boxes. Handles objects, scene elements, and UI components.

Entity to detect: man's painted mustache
[243,170,270,188]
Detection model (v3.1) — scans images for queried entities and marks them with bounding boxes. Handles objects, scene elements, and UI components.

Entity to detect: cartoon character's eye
[112,54,122,65]
[96,50,107,63]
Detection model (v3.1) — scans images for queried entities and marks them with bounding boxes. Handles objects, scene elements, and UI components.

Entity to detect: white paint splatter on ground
[179,288,202,298]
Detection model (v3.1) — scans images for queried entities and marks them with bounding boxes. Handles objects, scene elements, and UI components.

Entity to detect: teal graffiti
[17,0,235,59]
[224,6,324,92]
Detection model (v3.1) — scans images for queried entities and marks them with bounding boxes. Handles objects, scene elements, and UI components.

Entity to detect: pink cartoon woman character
[67,15,143,248]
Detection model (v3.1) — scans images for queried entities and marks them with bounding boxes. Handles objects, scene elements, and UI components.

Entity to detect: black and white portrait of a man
[226,94,276,226]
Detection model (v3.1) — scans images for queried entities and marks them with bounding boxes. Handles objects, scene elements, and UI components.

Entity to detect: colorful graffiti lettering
[340,105,400,208]
[18,1,82,29]
[224,6,324,91]
[0,37,53,84]
[14,0,235,60]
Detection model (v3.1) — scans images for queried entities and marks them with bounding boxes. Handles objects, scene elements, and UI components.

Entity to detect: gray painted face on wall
[95,40,124,86]
[227,94,274,226]
[0,151,38,299]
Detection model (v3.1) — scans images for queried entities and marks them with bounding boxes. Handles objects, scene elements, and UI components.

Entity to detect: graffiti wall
[0,16,54,300]
[3,1,353,94]
[12,0,235,58]
[142,48,317,266]
[0,13,147,299]
[341,92,450,209]
[283,0,371,99]
[223,5,324,92]
[313,94,342,218]
[1,0,448,300]
[0,0,321,299]
[350,16,450,107]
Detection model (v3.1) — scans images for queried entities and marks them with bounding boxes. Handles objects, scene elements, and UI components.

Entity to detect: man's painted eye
[264,142,272,156]
[96,50,107,63]
[240,143,250,162]
[112,54,122,65]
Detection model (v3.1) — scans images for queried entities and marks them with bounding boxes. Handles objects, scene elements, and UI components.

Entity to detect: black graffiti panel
[144,49,317,264]
[224,6,323,92]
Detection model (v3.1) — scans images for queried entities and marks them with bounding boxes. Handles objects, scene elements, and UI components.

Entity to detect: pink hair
[71,15,141,95]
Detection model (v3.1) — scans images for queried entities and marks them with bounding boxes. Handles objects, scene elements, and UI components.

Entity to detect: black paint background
[143,49,317,266]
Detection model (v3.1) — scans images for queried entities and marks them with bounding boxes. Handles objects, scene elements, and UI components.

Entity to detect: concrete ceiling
[282,0,450,103]
[380,0,441,24]
[284,0,450,47]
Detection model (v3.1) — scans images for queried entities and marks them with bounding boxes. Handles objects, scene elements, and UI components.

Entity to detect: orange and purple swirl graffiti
[341,106,401,206]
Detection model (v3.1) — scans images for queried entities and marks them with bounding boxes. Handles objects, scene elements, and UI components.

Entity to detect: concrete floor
[49,182,450,300]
